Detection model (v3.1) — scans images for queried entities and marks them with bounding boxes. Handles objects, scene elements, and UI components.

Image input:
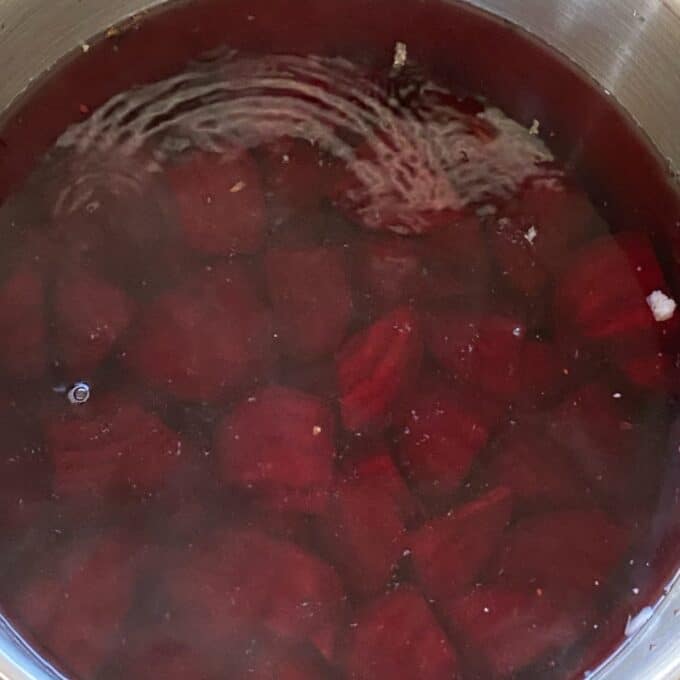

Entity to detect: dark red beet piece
[163,529,345,659]
[444,585,590,678]
[395,380,490,498]
[426,311,526,399]
[516,339,569,407]
[331,139,462,236]
[408,487,512,600]
[125,262,275,401]
[498,509,630,597]
[265,246,353,360]
[166,150,266,255]
[346,442,421,523]
[0,263,47,380]
[236,642,331,680]
[318,459,407,597]
[555,231,677,346]
[336,306,423,432]
[45,394,186,499]
[548,382,636,505]
[215,385,335,514]
[10,534,140,679]
[259,137,336,223]
[54,268,134,376]
[490,180,604,296]
[120,640,223,680]
[345,587,459,680]
[486,426,591,514]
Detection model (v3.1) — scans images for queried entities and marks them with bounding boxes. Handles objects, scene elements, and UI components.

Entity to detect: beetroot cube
[54,268,134,376]
[345,587,459,680]
[265,246,353,360]
[498,509,629,596]
[516,340,569,407]
[555,231,677,345]
[491,181,603,296]
[163,529,345,658]
[548,382,636,504]
[118,640,223,680]
[395,380,490,498]
[259,136,336,222]
[336,306,423,432]
[444,585,589,678]
[318,466,407,597]
[408,487,512,600]
[426,311,525,399]
[10,534,139,679]
[216,385,335,512]
[0,264,47,380]
[347,443,421,524]
[331,138,462,236]
[166,150,266,256]
[125,262,275,401]
[236,642,331,680]
[486,427,591,514]
[45,394,186,499]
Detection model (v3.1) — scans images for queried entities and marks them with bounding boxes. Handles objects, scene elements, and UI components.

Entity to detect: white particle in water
[392,41,408,71]
[524,225,538,244]
[612,392,622,399]
[646,290,677,322]
[230,180,246,193]
[632,587,640,595]
[528,119,540,135]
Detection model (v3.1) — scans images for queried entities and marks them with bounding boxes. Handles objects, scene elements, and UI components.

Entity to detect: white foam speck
[647,290,676,322]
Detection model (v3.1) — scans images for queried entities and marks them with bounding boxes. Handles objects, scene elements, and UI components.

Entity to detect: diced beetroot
[259,137,336,222]
[394,379,490,499]
[54,268,134,376]
[425,214,491,294]
[10,534,139,679]
[0,418,50,532]
[163,529,345,658]
[45,394,186,499]
[516,340,569,407]
[345,587,459,680]
[617,350,676,391]
[498,509,630,596]
[0,264,47,380]
[408,486,512,600]
[346,442,421,524]
[331,140,462,236]
[555,231,677,346]
[165,149,266,255]
[125,262,275,401]
[215,386,335,512]
[51,156,181,287]
[425,311,525,399]
[486,427,591,514]
[548,382,636,504]
[120,640,223,680]
[317,465,407,597]
[336,306,423,432]
[490,181,603,296]
[237,642,331,680]
[356,237,427,312]
[356,217,489,314]
[444,585,589,678]
[265,247,353,360]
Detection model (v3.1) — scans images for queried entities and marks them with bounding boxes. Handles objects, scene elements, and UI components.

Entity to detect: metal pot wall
[0,0,678,678]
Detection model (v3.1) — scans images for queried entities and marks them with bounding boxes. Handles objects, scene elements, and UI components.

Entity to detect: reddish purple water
[0,1,679,679]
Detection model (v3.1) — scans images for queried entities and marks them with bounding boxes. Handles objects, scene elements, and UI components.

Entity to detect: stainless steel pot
[0,1,678,678]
